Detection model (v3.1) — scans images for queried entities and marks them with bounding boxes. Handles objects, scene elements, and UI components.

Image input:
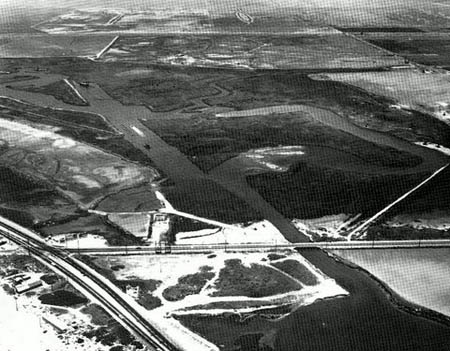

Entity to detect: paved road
[0,216,217,351]
[64,239,450,256]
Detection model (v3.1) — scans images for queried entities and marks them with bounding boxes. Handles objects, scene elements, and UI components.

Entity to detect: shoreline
[327,250,450,327]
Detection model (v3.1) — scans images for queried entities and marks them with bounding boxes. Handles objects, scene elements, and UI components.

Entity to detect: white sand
[176,220,289,245]
[0,289,65,351]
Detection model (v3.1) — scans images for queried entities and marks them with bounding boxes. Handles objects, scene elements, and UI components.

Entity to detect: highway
[0,216,217,351]
[64,239,450,256]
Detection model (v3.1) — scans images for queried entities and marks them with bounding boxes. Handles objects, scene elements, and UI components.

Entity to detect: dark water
[178,249,450,351]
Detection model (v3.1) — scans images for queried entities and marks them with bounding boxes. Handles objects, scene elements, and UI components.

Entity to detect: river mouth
[177,249,450,351]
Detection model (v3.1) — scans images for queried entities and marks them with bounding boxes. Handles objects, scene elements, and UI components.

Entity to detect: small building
[147,213,171,243]
[50,233,87,245]
[15,279,42,294]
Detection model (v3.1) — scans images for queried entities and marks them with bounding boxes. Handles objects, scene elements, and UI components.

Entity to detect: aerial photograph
[0,0,449,350]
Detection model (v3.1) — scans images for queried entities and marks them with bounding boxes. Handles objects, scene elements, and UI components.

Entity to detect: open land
[39,214,142,246]
[103,33,404,70]
[353,32,450,68]
[1,56,449,231]
[87,251,346,317]
[2,1,450,349]
[0,116,153,207]
[0,34,116,58]
[11,79,89,106]
[178,248,450,351]
[311,69,450,124]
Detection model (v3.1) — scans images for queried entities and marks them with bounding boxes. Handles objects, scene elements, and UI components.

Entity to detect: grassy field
[5,58,447,148]
[0,166,78,226]
[105,33,402,70]
[0,33,115,58]
[0,111,154,207]
[211,259,301,298]
[39,290,88,307]
[209,72,450,147]
[162,266,215,302]
[161,179,262,223]
[367,34,450,68]
[141,111,422,172]
[10,79,88,106]
[313,70,450,127]
[366,225,450,240]
[81,304,112,326]
[96,184,161,212]
[0,96,113,132]
[115,278,162,310]
[247,162,426,219]
[39,214,142,246]
[271,260,319,286]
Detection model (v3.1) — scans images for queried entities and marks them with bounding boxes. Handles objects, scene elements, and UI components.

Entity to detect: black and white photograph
[0,1,449,350]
